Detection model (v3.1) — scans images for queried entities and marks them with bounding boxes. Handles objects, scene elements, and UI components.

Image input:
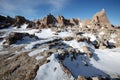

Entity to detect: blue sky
[0,0,120,25]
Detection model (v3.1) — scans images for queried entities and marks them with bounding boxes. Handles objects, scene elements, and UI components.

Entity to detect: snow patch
[64,40,94,52]
[90,49,120,75]
[111,34,117,38]
[109,39,116,43]
[20,24,28,29]
[36,56,44,60]
[63,54,108,78]
[28,47,49,57]
[87,25,91,28]
[79,23,82,28]
[58,31,73,38]
[99,32,104,35]
[35,29,55,39]
[82,33,96,41]
[35,53,73,80]
[25,37,59,50]
[14,29,39,35]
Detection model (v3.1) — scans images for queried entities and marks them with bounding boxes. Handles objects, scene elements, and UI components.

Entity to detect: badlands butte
[0,9,120,80]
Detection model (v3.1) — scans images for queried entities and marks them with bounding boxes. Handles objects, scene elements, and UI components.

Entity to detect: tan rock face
[14,16,26,27]
[34,14,57,29]
[81,9,112,30]
[77,75,87,80]
[82,19,91,28]
[46,13,57,25]
[69,18,80,26]
[81,46,93,58]
[57,16,69,27]
[91,9,111,28]
[92,9,110,24]
[0,52,46,80]
[57,16,65,27]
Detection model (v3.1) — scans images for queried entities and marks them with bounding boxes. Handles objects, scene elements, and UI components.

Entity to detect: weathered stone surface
[63,36,74,41]
[0,15,15,29]
[77,75,87,80]
[90,9,112,29]
[69,18,80,26]
[3,32,38,45]
[34,13,57,29]
[0,52,46,80]
[57,15,69,27]
[81,46,93,58]
[76,35,90,42]
[92,9,110,25]
[82,19,91,28]
[14,16,27,27]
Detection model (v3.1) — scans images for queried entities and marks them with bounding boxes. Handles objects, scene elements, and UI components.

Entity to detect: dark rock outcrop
[57,15,69,27]
[13,16,27,28]
[69,18,80,26]
[0,15,15,29]
[77,75,87,80]
[3,32,38,45]
[34,13,57,29]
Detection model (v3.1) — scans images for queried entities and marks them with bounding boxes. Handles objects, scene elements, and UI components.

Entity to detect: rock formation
[57,15,69,27]
[0,15,15,29]
[90,9,112,29]
[14,16,26,27]
[0,9,120,80]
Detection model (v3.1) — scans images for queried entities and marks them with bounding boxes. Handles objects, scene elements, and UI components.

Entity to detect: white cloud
[0,0,68,19]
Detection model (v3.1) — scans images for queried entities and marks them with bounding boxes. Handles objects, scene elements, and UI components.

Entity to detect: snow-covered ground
[64,39,94,52]
[34,47,120,79]
[35,29,56,39]
[35,53,74,80]
[0,27,120,79]
[91,48,120,75]
[82,33,96,41]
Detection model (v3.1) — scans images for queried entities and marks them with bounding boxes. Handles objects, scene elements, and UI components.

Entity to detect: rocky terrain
[0,9,120,80]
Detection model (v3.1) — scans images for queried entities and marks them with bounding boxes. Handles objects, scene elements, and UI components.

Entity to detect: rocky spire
[92,9,110,25]
[91,9,111,28]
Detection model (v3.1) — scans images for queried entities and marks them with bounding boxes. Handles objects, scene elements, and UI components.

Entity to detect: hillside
[0,9,120,80]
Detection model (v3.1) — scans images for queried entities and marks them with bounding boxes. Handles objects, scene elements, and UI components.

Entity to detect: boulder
[99,43,106,49]
[3,32,29,45]
[3,32,38,45]
[92,40,100,49]
[91,76,107,80]
[63,36,74,41]
[77,75,87,80]
[81,46,93,58]
[58,49,68,60]
[76,35,90,42]
[0,52,46,80]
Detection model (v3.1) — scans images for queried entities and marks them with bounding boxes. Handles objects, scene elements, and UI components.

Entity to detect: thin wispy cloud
[0,0,68,19]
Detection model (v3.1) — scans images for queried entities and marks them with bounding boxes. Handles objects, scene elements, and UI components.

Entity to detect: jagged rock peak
[56,15,68,27]
[92,9,110,24]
